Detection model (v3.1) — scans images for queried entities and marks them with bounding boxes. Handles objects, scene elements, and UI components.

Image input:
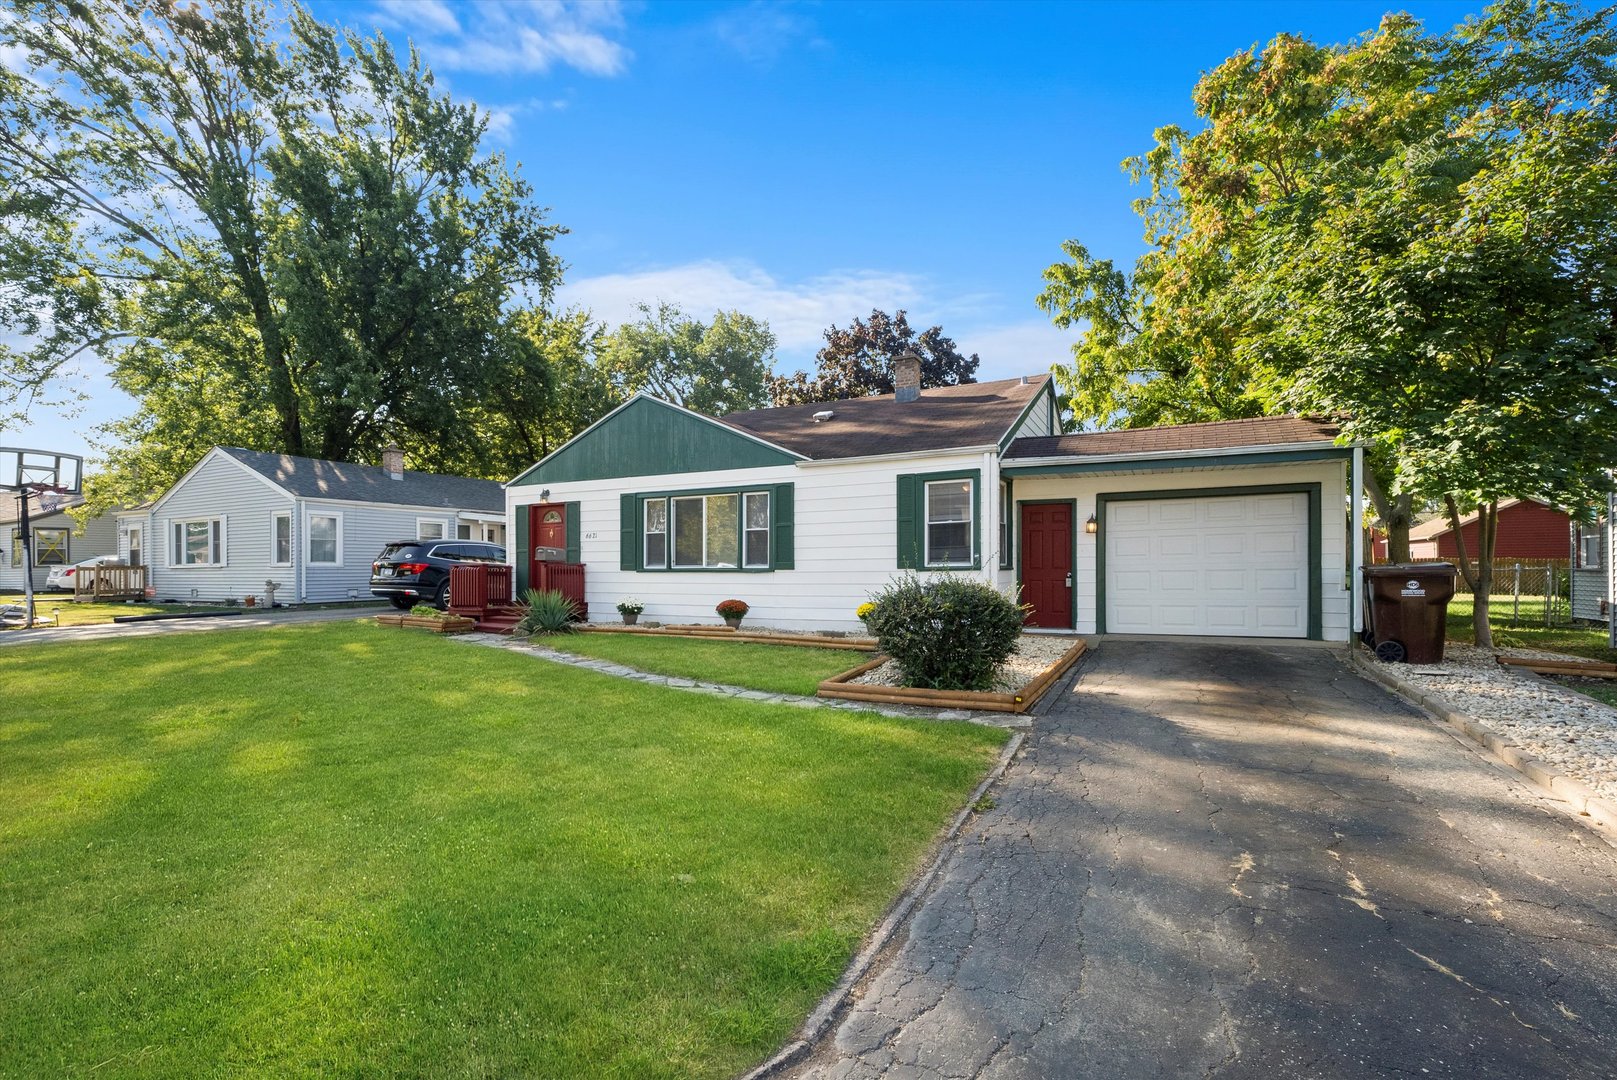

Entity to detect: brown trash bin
[1361,563,1458,664]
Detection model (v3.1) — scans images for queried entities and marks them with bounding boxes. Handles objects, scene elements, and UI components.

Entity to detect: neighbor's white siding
[299,502,457,602]
[1571,518,1607,624]
[0,508,119,593]
[149,453,294,603]
[507,450,997,633]
[1012,459,1353,642]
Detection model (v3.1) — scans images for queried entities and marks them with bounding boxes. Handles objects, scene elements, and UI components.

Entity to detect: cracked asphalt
[791,641,1617,1079]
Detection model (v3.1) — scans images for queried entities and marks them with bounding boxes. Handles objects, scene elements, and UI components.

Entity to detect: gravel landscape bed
[852,634,1079,694]
[1393,644,1617,804]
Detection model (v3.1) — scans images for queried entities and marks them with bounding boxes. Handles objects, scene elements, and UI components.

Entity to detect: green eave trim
[1095,482,1324,641]
[997,382,1057,452]
[510,396,799,487]
[1002,446,1350,477]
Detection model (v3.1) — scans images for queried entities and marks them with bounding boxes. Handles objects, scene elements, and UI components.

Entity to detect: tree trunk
[1445,495,1497,649]
[1361,465,1416,563]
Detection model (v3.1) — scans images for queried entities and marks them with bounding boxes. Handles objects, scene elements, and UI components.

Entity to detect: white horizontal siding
[508,451,998,633]
[1571,520,1607,622]
[1013,459,1354,642]
[299,504,457,603]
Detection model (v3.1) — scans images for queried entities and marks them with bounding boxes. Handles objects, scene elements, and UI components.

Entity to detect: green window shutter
[564,502,581,564]
[514,505,531,594]
[771,483,795,569]
[620,493,639,571]
[896,474,919,569]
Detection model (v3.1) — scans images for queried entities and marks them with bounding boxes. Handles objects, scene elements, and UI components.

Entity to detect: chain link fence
[1406,557,1573,627]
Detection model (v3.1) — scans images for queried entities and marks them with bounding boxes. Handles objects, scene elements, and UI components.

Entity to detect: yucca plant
[515,588,579,637]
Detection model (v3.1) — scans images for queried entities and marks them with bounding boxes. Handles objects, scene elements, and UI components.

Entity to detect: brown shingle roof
[0,492,87,525]
[720,375,1050,460]
[1004,415,1340,459]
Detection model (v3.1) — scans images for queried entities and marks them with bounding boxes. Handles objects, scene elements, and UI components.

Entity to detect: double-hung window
[307,513,341,565]
[1577,525,1601,569]
[172,517,224,567]
[644,498,669,568]
[418,519,446,541]
[743,491,770,568]
[998,481,1012,569]
[270,512,292,566]
[34,528,68,566]
[925,479,974,567]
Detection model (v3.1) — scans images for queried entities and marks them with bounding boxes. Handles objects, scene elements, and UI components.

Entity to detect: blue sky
[8,0,1484,461]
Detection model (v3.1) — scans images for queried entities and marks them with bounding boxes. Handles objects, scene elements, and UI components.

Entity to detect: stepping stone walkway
[452,632,1029,730]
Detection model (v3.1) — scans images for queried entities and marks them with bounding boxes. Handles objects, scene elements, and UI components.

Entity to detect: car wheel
[389,596,413,610]
[434,580,451,611]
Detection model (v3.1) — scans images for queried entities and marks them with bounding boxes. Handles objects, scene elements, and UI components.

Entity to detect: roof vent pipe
[1020,375,1029,385]
[894,348,922,403]
[382,444,404,480]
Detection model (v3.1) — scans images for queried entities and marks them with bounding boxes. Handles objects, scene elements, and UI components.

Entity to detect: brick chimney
[894,348,922,403]
[382,444,404,480]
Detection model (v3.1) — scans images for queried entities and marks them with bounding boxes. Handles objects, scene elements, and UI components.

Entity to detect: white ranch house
[504,355,1368,641]
[120,446,506,606]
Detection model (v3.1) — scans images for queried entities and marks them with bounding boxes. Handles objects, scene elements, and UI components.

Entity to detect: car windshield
[377,543,423,562]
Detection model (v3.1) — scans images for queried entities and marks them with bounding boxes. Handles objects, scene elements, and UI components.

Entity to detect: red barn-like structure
[1396,498,1572,561]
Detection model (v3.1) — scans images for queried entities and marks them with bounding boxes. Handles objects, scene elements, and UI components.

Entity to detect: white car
[44,555,126,592]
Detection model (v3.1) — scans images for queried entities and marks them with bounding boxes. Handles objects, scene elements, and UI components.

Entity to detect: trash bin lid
[1363,562,1456,578]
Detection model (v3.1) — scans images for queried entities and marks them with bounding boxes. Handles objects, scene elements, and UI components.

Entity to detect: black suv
[370,540,506,610]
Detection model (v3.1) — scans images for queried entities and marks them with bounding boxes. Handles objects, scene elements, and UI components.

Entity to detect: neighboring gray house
[0,493,119,594]
[118,446,506,605]
[1572,512,1609,624]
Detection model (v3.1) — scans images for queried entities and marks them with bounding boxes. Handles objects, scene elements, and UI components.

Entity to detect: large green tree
[0,0,561,502]
[598,302,775,416]
[767,309,979,406]
[1038,1,1617,645]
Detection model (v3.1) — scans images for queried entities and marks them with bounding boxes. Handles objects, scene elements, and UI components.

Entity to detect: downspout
[1351,446,1364,635]
[983,449,997,583]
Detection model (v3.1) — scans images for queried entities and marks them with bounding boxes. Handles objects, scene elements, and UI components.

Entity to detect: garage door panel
[1105,492,1309,638]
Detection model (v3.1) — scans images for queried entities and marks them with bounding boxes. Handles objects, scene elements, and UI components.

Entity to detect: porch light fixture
[1085,514,1098,535]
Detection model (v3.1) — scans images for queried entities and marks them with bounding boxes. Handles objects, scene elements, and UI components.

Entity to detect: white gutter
[1003,439,1352,469]
[1351,445,1365,634]
[793,443,1001,468]
[456,510,506,523]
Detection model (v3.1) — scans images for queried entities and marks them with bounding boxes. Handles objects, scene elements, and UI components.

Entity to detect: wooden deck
[73,565,148,602]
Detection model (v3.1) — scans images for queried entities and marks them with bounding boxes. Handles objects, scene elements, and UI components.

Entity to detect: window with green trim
[626,485,792,572]
[925,479,974,566]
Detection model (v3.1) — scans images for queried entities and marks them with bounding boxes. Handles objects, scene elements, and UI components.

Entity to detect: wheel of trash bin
[1375,640,1407,664]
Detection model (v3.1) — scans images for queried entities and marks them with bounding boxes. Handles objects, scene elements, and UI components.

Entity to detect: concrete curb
[1348,646,1617,835]
[738,729,1027,1080]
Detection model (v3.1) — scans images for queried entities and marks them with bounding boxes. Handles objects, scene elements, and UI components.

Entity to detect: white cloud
[710,2,822,66]
[559,259,1074,377]
[370,0,631,77]
[952,320,1079,381]
[559,260,927,361]
[482,97,570,141]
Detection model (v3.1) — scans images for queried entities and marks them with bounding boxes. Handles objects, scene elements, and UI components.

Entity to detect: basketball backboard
[0,447,83,494]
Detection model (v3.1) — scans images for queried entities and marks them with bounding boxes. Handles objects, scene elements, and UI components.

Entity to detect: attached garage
[1001,417,1362,643]
[1101,488,1317,639]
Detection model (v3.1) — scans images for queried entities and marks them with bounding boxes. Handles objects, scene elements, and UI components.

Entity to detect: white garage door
[1105,492,1310,638]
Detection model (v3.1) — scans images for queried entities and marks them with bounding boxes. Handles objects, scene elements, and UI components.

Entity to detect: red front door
[529,503,567,587]
[1021,502,1073,629]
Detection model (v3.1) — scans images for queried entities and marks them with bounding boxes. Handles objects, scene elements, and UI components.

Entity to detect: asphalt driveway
[795,640,1617,1079]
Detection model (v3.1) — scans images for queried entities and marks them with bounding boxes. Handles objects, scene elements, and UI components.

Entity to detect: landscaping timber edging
[1496,656,1617,678]
[574,623,878,651]
[375,614,478,634]
[817,639,1088,714]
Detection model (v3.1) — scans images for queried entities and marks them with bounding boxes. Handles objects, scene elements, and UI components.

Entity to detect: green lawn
[0,622,1005,1078]
[1446,596,1616,662]
[0,594,168,627]
[546,632,864,697]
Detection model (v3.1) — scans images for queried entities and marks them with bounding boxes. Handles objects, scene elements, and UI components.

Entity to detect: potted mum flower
[715,598,749,628]
[856,601,877,630]
[617,597,645,625]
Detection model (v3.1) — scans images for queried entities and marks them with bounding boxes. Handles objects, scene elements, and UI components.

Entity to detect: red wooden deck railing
[448,561,587,631]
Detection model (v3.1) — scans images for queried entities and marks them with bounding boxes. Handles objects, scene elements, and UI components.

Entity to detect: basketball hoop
[2,446,85,630]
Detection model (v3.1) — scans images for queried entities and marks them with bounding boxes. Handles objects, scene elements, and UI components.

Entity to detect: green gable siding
[510,397,798,487]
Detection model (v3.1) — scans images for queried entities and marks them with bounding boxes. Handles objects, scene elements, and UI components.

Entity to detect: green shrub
[865,575,1025,691]
[408,604,443,618]
[516,589,579,637]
